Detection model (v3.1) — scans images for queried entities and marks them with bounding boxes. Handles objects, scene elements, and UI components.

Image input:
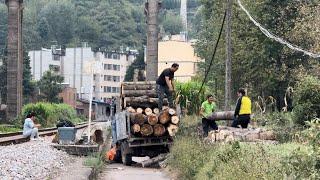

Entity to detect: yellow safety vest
[239,96,251,115]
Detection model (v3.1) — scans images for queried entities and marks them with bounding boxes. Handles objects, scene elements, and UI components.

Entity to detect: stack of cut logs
[121,81,168,109]
[127,107,179,137]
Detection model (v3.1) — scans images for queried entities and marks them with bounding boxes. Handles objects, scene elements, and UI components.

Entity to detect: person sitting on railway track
[156,63,179,110]
[23,112,41,140]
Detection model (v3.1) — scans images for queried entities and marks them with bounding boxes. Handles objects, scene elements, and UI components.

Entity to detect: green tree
[37,71,64,103]
[162,11,183,35]
[125,50,145,81]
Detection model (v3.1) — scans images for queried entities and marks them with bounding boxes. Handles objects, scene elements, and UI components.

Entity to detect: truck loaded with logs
[111,81,180,166]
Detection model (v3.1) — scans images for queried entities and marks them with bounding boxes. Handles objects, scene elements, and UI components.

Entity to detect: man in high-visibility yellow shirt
[232,88,251,128]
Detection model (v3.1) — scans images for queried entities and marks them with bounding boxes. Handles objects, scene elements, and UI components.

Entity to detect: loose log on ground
[132,124,141,134]
[145,108,153,116]
[153,124,166,136]
[159,110,170,124]
[153,108,160,114]
[136,108,143,114]
[147,114,158,125]
[122,90,158,97]
[135,113,146,125]
[168,108,176,115]
[171,115,180,125]
[167,124,179,136]
[141,154,167,168]
[140,124,153,136]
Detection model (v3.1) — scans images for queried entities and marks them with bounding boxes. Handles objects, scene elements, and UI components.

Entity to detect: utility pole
[6,0,23,121]
[225,0,232,112]
[145,0,161,81]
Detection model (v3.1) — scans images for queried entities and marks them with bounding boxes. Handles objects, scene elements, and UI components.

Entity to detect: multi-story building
[157,36,202,82]
[29,45,137,102]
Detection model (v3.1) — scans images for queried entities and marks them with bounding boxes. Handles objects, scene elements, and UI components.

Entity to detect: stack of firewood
[127,107,179,137]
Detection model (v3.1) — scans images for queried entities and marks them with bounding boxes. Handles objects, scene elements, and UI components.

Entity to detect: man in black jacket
[156,63,179,110]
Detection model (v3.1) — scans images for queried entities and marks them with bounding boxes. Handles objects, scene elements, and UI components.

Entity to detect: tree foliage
[37,71,64,103]
[195,0,320,110]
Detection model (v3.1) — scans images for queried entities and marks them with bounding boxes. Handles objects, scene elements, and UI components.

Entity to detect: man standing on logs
[232,88,252,128]
[200,95,218,137]
[156,63,179,110]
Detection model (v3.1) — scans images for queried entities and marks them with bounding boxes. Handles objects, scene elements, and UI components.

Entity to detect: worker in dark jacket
[232,88,252,128]
[156,63,179,110]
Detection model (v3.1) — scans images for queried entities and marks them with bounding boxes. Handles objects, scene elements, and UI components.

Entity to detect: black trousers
[202,118,218,136]
[231,114,250,128]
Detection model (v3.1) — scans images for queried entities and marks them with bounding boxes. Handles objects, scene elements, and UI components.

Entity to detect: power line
[197,10,227,97]
[237,0,320,58]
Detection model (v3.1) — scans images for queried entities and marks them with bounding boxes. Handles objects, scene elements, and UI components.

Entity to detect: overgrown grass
[84,128,111,179]
[168,115,319,180]
[0,125,21,133]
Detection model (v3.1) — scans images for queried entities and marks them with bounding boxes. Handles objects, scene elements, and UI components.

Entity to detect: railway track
[0,122,90,145]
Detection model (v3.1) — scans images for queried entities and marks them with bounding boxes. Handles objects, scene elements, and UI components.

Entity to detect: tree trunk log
[122,84,156,90]
[130,113,137,124]
[136,108,143,114]
[140,154,167,168]
[167,124,178,136]
[147,114,158,125]
[135,113,146,125]
[153,124,166,136]
[171,115,179,124]
[124,97,168,109]
[207,111,234,121]
[122,90,157,97]
[132,124,140,134]
[168,108,176,115]
[140,124,153,136]
[153,108,160,114]
[127,106,136,113]
[159,110,170,124]
[122,81,156,85]
[145,108,153,116]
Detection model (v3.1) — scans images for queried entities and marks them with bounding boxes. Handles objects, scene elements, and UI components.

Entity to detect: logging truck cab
[111,81,176,166]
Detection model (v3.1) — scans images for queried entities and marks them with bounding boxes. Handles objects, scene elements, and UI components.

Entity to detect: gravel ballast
[0,140,73,180]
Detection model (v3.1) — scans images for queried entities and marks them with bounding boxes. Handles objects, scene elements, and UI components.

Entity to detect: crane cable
[197,10,227,97]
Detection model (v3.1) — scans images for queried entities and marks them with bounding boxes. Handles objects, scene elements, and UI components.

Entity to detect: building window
[112,53,120,60]
[53,54,60,61]
[107,86,111,93]
[104,64,107,70]
[108,64,112,70]
[107,53,112,59]
[93,97,96,100]
[49,65,60,72]
[112,87,117,93]
[116,87,120,93]
[112,76,120,82]
[93,86,96,92]
[93,74,96,80]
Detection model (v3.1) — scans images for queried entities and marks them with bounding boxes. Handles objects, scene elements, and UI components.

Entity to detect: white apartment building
[29,45,137,102]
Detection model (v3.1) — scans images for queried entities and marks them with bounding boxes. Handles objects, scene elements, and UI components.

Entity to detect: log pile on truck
[121,81,180,137]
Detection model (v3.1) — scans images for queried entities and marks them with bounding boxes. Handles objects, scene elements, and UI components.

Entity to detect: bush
[293,75,320,125]
[263,112,302,143]
[21,102,83,127]
[176,81,209,115]
[168,115,317,180]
